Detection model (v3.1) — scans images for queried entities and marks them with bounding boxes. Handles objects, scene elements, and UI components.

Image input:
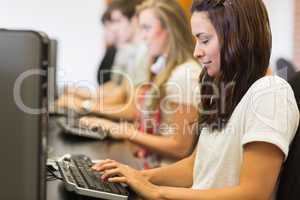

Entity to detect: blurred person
[56,0,148,112]
[97,8,117,85]
[80,0,202,166]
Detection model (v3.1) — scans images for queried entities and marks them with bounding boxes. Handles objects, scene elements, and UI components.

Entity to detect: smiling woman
[191,12,221,77]
[90,0,299,200]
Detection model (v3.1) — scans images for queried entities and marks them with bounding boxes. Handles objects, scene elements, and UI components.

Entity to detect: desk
[46,117,143,200]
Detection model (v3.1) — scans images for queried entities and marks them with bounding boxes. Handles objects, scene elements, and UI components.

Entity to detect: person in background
[97,8,117,85]
[89,0,300,199]
[80,0,202,167]
[56,0,148,112]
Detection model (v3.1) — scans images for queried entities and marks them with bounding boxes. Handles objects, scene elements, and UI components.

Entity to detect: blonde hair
[137,0,195,109]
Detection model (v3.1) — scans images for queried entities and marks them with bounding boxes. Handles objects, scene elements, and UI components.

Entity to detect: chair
[276,71,300,200]
[276,58,297,82]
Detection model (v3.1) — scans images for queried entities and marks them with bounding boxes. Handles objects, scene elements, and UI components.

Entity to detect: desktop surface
[47,116,143,200]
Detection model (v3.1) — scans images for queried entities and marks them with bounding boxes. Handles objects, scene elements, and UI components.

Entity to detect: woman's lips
[203,61,212,68]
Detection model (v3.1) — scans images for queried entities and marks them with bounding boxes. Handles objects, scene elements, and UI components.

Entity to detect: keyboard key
[69,166,87,188]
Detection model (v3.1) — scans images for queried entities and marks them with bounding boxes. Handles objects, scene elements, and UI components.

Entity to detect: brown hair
[101,8,112,24]
[191,0,272,130]
[109,0,144,20]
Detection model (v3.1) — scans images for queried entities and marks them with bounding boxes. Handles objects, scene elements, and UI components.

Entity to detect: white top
[151,56,166,75]
[111,42,149,86]
[158,59,202,165]
[164,59,202,108]
[192,76,300,199]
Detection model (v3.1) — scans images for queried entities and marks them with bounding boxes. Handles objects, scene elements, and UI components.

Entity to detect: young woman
[90,0,300,199]
[80,0,202,162]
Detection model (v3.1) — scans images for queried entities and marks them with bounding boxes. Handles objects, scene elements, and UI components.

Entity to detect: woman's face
[191,12,221,77]
[138,9,169,57]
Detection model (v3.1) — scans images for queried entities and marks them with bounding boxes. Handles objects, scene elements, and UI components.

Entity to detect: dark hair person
[195,0,272,130]
[90,0,300,199]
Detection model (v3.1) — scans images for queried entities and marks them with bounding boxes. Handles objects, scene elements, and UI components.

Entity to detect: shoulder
[164,60,202,106]
[169,59,202,81]
[242,75,299,134]
[240,76,300,159]
[174,59,202,73]
[244,76,298,111]
[247,75,293,95]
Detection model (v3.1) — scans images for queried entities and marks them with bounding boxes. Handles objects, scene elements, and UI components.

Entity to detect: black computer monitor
[0,29,50,200]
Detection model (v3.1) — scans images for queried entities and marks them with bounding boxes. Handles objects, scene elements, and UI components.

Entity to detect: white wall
[264,0,294,69]
[0,0,295,82]
[0,0,106,89]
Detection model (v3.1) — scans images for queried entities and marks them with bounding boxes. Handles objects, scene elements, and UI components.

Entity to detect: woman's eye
[202,40,209,45]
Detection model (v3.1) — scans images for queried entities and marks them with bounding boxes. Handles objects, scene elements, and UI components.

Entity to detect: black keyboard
[56,155,129,200]
[56,117,109,140]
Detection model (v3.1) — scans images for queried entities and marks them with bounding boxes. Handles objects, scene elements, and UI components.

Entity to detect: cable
[46,165,63,181]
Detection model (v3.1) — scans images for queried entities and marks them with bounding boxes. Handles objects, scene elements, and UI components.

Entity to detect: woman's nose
[193,45,205,59]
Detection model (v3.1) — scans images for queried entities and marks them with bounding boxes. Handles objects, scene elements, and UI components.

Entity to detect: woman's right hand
[92,159,160,200]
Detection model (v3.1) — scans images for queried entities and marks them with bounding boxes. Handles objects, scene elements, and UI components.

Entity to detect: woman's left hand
[92,159,160,200]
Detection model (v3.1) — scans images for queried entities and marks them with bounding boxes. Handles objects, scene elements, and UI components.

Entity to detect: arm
[94,81,127,105]
[94,142,284,200]
[89,79,135,120]
[63,81,118,100]
[128,103,198,159]
[62,86,94,100]
[80,102,198,158]
[141,149,197,187]
[156,142,284,200]
[55,81,127,112]
[91,102,137,120]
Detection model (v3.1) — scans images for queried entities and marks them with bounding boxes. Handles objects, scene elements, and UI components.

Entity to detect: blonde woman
[80,0,202,163]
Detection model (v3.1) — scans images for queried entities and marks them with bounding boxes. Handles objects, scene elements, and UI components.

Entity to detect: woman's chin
[207,68,216,77]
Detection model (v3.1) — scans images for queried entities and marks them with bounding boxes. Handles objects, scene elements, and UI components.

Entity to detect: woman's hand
[92,159,160,200]
[79,117,135,140]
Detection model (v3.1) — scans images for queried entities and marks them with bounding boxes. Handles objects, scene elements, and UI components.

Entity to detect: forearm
[91,103,136,121]
[142,155,194,187]
[129,132,191,159]
[132,102,197,159]
[65,88,94,100]
[95,85,127,105]
[64,83,115,101]
[156,186,262,200]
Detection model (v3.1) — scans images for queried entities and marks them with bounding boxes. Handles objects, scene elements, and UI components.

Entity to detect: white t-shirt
[111,42,149,86]
[164,59,201,108]
[192,76,300,199]
[158,60,202,165]
[159,59,202,136]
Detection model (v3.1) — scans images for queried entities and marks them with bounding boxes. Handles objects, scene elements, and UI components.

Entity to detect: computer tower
[0,29,50,200]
